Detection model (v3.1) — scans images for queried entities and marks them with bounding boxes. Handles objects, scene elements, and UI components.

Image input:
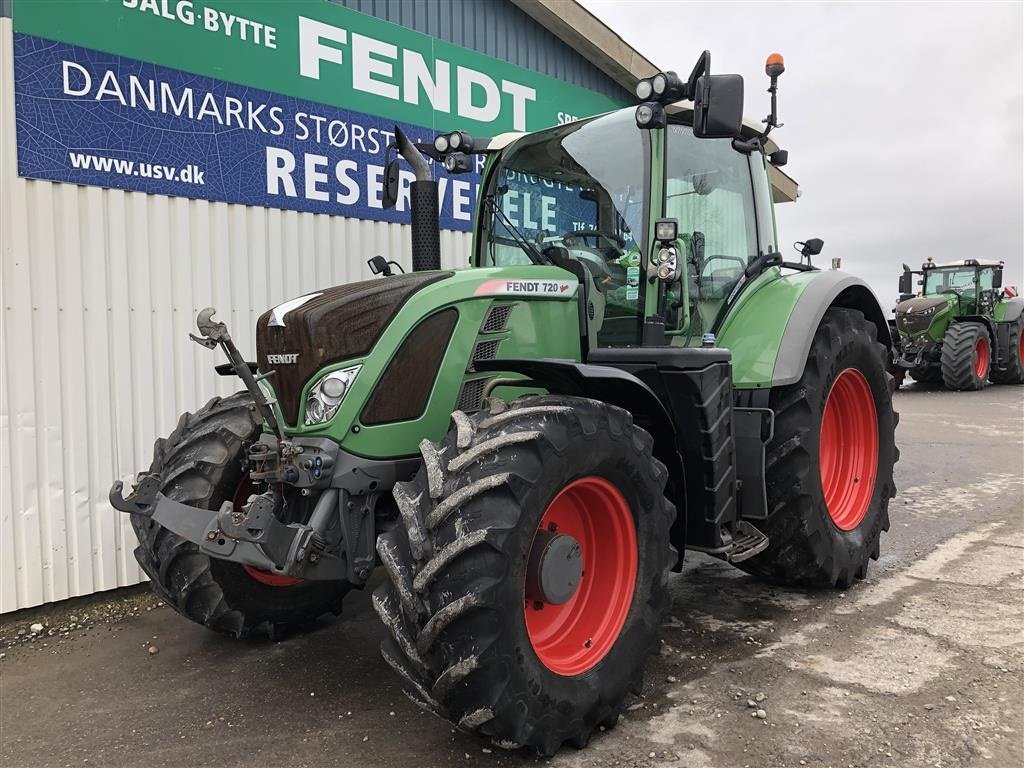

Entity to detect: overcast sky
[580,0,1023,308]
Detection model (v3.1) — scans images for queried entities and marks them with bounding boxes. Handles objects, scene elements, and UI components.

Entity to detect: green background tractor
[892,259,1024,389]
[111,52,898,755]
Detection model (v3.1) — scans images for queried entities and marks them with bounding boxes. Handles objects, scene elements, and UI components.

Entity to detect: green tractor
[111,51,898,754]
[891,259,1024,389]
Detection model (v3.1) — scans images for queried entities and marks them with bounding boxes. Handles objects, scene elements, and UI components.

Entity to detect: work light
[654,218,678,243]
[634,102,666,129]
[433,134,449,153]
[635,78,653,100]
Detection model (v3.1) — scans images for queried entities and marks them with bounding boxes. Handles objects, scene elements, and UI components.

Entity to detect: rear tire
[735,308,897,588]
[940,322,990,390]
[130,392,349,638]
[373,395,675,755]
[991,316,1024,385]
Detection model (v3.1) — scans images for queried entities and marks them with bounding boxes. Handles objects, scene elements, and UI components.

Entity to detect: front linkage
[110,309,403,586]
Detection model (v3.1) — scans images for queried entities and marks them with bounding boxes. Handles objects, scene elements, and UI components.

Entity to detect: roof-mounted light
[765,52,785,78]
[635,71,684,105]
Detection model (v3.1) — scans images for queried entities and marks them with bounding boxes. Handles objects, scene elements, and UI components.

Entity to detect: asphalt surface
[2,382,1022,768]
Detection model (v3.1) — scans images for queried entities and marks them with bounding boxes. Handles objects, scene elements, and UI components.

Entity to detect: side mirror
[769,150,788,167]
[381,157,400,210]
[898,270,913,295]
[693,74,744,139]
[992,268,1003,289]
[800,238,824,257]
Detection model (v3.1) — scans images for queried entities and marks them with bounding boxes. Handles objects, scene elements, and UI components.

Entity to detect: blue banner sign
[13,34,484,230]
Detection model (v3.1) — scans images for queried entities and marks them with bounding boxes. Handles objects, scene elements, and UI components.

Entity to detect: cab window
[664,124,759,342]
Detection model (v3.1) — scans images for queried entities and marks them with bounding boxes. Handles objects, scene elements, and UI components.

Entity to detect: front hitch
[109,474,346,580]
[109,472,161,515]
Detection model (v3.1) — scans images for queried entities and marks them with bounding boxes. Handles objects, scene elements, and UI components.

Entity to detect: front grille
[457,378,490,412]
[897,313,933,336]
[481,304,513,334]
[468,339,501,372]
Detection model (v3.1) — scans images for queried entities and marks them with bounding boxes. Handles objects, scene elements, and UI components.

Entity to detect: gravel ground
[1,382,1021,768]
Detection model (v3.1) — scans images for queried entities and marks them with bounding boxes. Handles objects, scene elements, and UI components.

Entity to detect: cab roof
[927,259,1004,268]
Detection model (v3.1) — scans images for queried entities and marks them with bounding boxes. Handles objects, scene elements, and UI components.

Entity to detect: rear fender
[773,273,891,387]
[995,296,1024,323]
[719,270,891,389]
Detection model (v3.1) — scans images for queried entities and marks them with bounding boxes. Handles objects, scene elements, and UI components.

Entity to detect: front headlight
[304,366,361,426]
[917,305,936,316]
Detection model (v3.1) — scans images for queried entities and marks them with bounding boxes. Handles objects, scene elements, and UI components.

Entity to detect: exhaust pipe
[395,127,441,272]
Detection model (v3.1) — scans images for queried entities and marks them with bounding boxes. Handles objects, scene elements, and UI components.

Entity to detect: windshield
[480,109,648,347]
[923,266,990,313]
[923,267,982,296]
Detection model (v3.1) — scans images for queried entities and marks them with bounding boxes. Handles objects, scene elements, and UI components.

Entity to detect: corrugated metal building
[0,0,654,612]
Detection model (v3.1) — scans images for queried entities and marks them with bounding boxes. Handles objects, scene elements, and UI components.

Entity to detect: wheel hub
[526,530,583,605]
[524,476,637,677]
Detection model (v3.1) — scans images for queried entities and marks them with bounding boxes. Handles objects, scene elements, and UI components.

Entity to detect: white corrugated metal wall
[0,19,471,613]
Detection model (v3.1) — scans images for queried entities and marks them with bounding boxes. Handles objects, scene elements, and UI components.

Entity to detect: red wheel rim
[974,337,990,379]
[1019,330,1024,366]
[819,368,879,531]
[525,477,637,676]
[232,476,302,588]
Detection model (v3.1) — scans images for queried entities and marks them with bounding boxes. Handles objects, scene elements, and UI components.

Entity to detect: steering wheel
[699,254,746,277]
[561,229,627,250]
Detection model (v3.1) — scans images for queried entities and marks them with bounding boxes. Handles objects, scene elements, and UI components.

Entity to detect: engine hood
[256,272,452,425]
[895,296,949,315]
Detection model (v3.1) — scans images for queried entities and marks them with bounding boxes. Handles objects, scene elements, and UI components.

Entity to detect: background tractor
[111,51,898,755]
[891,258,1024,390]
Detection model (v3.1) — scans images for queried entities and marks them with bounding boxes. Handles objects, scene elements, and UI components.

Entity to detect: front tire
[736,308,898,588]
[940,322,990,390]
[131,392,349,638]
[373,395,675,755]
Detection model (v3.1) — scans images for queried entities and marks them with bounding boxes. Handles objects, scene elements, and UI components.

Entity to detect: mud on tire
[130,392,348,638]
[373,395,675,755]
[736,308,898,588]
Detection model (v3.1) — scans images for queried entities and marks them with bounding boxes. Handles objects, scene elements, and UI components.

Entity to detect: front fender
[718,269,890,388]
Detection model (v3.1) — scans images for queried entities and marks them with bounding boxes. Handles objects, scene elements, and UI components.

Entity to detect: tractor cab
[918,258,1004,315]
[472,106,787,350]
[421,51,806,355]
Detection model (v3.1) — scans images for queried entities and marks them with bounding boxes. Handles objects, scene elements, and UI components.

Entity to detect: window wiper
[484,195,552,266]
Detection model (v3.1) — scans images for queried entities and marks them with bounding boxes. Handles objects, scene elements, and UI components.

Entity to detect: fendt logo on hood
[267,353,299,364]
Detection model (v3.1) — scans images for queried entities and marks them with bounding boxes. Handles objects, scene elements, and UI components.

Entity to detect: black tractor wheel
[991,316,1024,385]
[940,322,991,390]
[736,308,898,588]
[909,364,943,384]
[130,392,349,638]
[373,395,675,755]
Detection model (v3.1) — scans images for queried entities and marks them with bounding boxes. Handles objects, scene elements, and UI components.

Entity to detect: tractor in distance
[111,50,898,755]
[891,258,1024,389]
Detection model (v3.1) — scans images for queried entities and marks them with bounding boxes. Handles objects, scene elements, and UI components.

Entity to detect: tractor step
[723,521,769,563]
